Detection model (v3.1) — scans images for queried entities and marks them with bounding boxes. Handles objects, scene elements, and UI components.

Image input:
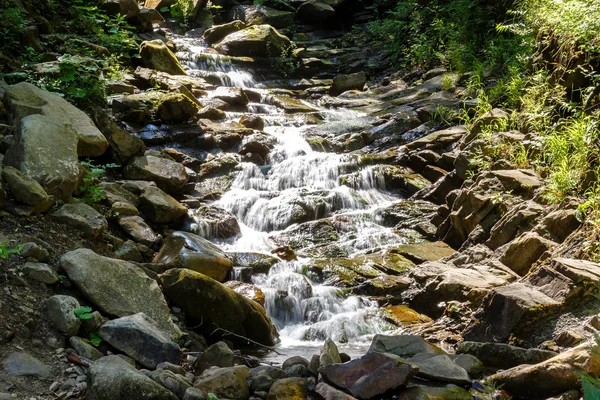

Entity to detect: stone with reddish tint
[319,352,418,399]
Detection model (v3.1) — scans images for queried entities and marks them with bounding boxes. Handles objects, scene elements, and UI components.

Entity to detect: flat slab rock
[319,352,418,399]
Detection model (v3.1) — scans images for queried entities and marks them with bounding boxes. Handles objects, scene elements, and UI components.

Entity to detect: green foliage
[163,0,195,28]
[367,0,530,72]
[0,242,24,260]
[88,331,102,346]
[268,44,300,78]
[207,394,220,400]
[78,160,119,204]
[0,7,29,58]
[73,306,94,320]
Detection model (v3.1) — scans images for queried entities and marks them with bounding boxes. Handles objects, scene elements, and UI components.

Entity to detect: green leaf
[89,331,102,347]
[160,6,170,12]
[74,306,93,317]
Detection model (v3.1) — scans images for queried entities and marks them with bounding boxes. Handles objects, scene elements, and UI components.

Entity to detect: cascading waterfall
[175,34,410,353]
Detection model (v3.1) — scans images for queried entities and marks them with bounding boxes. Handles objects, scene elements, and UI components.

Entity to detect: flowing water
[174,35,416,359]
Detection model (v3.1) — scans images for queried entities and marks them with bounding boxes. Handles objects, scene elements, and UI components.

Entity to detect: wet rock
[228,252,280,274]
[319,352,418,399]
[330,72,366,96]
[23,261,58,284]
[87,355,178,400]
[124,155,189,193]
[267,377,307,400]
[160,268,278,346]
[214,25,292,58]
[52,203,108,239]
[284,364,308,377]
[60,249,180,340]
[2,352,50,377]
[5,82,108,157]
[194,365,250,400]
[46,295,81,336]
[4,114,79,202]
[139,40,186,75]
[213,86,249,106]
[238,133,275,160]
[297,0,335,21]
[182,387,205,400]
[314,382,357,400]
[148,369,191,399]
[396,385,473,400]
[409,354,470,385]
[184,205,240,239]
[224,281,265,307]
[456,341,558,369]
[268,95,317,113]
[19,241,49,262]
[368,334,445,357]
[240,114,265,130]
[203,21,247,45]
[2,166,54,212]
[140,186,187,224]
[192,341,233,374]
[157,93,200,123]
[152,233,233,281]
[320,339,341,367]
[118,215,160,247]
[488,343,600,398]
[69,336,104,360]
[99,313,182,369]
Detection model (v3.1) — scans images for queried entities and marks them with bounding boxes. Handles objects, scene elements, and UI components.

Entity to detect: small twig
[210,325,285,356]
[186,317,203,330]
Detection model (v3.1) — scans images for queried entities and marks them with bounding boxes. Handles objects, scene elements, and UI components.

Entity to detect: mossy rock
[159,268,278,346]
[391,241,455,264]
[139,40,186,75]
[383,305,432,327]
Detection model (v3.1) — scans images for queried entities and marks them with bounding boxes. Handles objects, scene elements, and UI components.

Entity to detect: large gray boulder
[87,355,178,400]
[52,203,108,239]
[296,0,335,21]
[4,114,79,201]
[203,21,247,45]
[5,82,108,156]
[214,25,292,58]
[60,249,180,340]
[99,313,181,369]
[124,155,189,194]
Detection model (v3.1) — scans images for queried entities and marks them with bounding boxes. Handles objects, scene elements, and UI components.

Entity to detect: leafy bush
[367,0,528,72]
[78,160,119,204]
[0,242,24,260]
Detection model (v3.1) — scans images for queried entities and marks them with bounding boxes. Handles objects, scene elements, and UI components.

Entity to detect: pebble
[50,382,60,392]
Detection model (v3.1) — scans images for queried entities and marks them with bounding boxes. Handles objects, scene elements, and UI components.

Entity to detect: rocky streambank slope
[1,1,600,399]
